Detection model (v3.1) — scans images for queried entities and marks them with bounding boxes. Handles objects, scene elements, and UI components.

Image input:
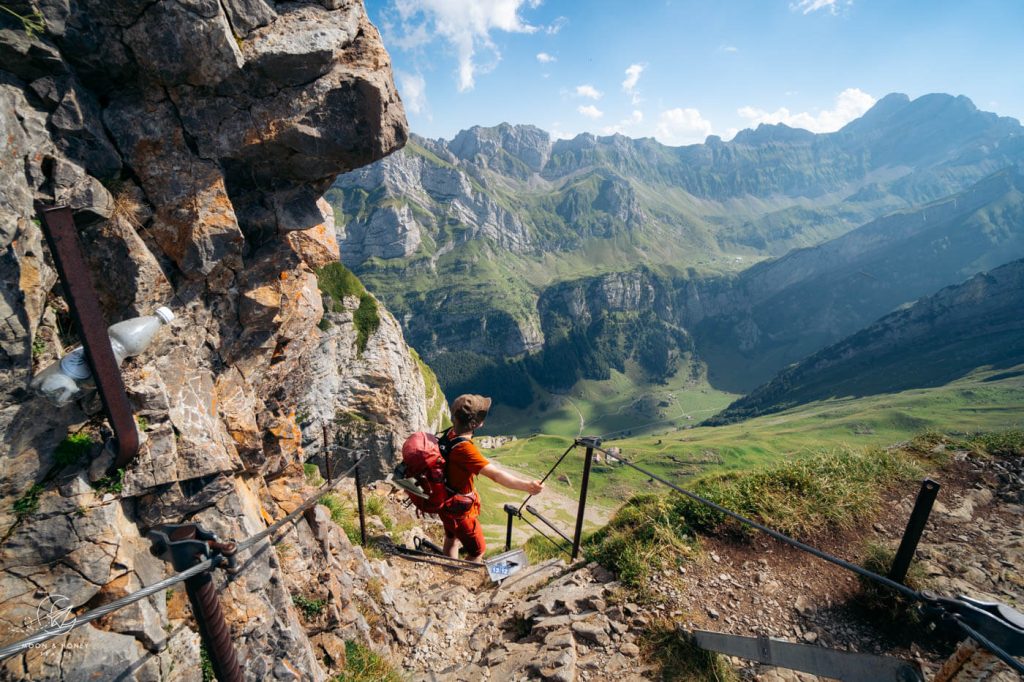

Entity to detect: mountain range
[327,93,1024,425]
[707,257,1024,424]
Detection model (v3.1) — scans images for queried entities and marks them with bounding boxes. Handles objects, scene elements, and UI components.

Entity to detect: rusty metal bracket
[149,524,242,682]
[36,204,139,471]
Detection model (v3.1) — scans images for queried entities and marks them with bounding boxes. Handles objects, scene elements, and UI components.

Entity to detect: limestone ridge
[707,257,1024,424]
[0,2,440,679]
[328,94,1024,407]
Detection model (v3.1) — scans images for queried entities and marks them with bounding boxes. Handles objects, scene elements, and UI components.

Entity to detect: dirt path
[362,446,1022,681]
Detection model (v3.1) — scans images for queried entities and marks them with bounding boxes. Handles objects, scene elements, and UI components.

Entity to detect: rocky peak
[732,123,816,145]
[448,122,553,177]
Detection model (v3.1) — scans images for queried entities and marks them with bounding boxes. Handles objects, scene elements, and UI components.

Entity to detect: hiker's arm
[480,464,544,494]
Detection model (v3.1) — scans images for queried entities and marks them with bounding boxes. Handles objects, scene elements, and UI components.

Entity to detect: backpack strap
[438,429,471,495]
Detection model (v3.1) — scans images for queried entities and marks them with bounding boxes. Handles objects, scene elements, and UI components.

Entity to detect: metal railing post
[889,478,940,583]
[571,437,599,560]
[322,424,332,482]
[37,205,139,471]
[503,503,517,551]
[354,456,367,545]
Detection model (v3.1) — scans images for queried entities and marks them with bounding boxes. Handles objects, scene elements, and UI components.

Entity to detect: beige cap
[451,394,492,424]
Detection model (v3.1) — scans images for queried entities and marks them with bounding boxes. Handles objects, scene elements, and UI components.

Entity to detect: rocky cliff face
[332,138,534,264]
[0,2,439,680]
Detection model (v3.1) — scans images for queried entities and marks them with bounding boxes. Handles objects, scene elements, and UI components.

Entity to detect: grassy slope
[483,364,1024,517]
[487,361,739,439]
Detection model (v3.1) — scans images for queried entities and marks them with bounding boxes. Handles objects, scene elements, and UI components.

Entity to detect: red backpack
[395,431,477,516]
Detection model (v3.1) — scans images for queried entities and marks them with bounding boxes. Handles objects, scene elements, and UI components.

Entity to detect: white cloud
[578,105,604,119]
[654,107,714,145]
[622,63,645,105]
[600,110,644,136]
[546,16,568,34]
[737,88,876,133]
[791,0,850,14]
[396,71,428,115]
[390,0,540,92]
[536,52,556,63]
[719,45,739,53]
[575,84,603,100]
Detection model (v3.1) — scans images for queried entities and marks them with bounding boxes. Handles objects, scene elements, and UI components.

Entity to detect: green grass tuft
[968,429,1024,458]
[353,293,380,354]
[320,494,361,543]
[585,493,696,588]
[55,432,94,467]
[857,542,930,623]
[364,495,392,530]
[304,462,324,486]
[316,262,366,300]
[200,644,215,682]
[671,447,920,539]
[93,468,125,495]
[13,484,44,518]
[292,594,326,619]
[335,640,403,682]
[643,620,739,681]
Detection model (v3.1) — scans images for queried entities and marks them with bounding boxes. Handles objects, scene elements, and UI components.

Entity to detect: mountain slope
[690,167,1024,391]
[327,93,1024,417]
[706,258,1024,424]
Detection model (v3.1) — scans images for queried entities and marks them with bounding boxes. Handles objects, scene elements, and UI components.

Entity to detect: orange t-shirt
[445,435,490,497]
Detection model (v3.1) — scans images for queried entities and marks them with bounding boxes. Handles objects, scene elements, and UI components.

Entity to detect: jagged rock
[243,2,358,87]
[221,0,277,36]
[310,632,347,671]
[297,290,431,480]
[105,96,246,276]
[0,0,410,679]
[285,198,342,270]
[123,0,243,87]
[214,367,265,465]
[571,618,611,647]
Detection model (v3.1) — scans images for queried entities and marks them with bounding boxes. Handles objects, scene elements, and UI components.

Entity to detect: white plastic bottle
[31,307,175,406]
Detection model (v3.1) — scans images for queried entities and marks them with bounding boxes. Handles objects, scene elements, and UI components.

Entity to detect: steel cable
[236,456,363,553]
[516,442,577,515]
[517,513,572,557]
[594,444,923,601]
[0,454,366,662]
[956,620,1024,676]
[0,557,219,660]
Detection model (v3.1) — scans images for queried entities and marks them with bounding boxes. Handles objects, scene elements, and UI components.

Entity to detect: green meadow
[478,364,1024,545]
[487,360,740,440]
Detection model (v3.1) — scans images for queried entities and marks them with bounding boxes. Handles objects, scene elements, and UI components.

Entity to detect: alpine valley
[328,93,1024,436]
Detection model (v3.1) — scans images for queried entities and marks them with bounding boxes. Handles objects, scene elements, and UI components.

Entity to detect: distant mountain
[706,258,1024,425]
[689,167,1024,391]
[327,93,1024,412]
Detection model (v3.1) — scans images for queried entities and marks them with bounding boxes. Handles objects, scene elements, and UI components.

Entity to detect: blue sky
[366,0,1024,145]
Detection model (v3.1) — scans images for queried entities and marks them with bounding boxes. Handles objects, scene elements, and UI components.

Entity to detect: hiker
[439,394,544,562]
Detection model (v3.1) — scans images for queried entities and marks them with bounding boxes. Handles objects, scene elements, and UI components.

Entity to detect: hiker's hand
[526,480,544,495]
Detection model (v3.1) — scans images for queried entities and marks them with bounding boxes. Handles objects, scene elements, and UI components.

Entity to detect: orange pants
[440,511,485,557]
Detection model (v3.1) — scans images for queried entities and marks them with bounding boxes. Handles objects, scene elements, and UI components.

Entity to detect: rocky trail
[340,444,1023,681]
